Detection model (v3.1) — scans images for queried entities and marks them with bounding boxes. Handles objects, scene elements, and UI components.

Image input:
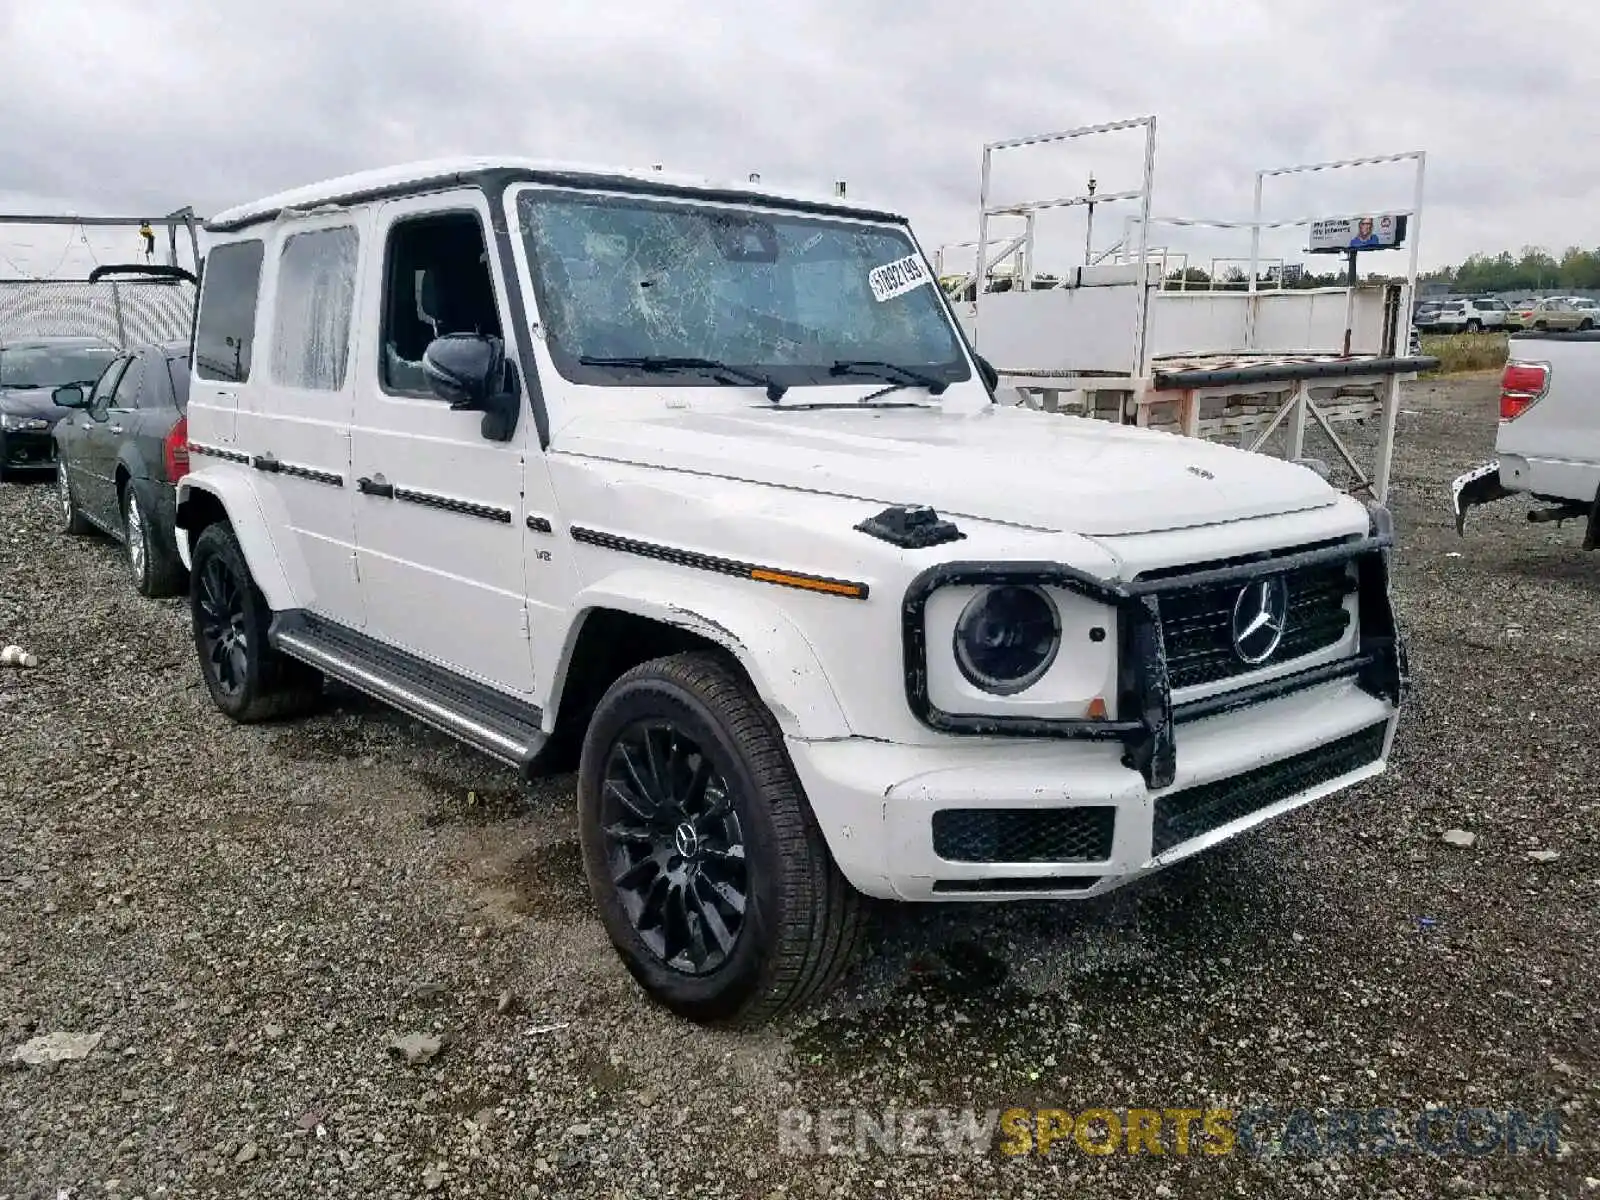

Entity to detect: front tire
[56,462,92,535]
[577,651,867,1027]
[1466,319,1482,333]
[189,522,321,722]
[123,481,185,599]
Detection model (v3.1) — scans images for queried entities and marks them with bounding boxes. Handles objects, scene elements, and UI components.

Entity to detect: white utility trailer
[952,118,1435,503]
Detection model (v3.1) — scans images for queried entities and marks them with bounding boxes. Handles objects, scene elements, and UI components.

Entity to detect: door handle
[357,475,395,498]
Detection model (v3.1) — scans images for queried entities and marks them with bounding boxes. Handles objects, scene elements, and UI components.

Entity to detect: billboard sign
[1308,213,1408,254]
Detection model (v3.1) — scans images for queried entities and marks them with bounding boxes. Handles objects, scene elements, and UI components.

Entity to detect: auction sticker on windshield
[868,254,931,303]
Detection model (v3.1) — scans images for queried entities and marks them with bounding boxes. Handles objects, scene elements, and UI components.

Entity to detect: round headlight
[952,585,1061,695]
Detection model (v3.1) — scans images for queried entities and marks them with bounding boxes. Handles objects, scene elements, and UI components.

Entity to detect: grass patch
[1420,332,1509,376]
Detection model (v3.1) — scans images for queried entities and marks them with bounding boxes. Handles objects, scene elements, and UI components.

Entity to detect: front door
[348,192,536,696]
[79,354,138,521]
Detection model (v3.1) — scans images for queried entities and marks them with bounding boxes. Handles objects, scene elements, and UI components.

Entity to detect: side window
[270,226,359,391]
[194,240,265,383]
[166,356,191,412]
[380,212,502,395]
[87,357,130,419]
[109,357,145,410]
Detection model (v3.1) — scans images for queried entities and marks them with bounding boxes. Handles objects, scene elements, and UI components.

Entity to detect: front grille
[4,431,55,466]
[1150,721,1388,854]
[932,807,1115,863]
[1153,544,1358,690]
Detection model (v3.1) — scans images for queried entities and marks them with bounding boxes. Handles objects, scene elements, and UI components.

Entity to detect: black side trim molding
[354,476,512,522]
[527,514,553,534]
[571,526,870,600]
[254,453,343,487]
[391,486,512,524]
[188,442,251,465]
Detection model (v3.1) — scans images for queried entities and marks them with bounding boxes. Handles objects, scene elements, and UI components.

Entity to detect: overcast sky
[0,0,1593,279]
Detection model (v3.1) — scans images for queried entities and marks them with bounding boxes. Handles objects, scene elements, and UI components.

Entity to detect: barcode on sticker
[868,254,930,303]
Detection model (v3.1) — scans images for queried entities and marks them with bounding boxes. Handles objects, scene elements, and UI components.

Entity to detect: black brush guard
[901,515,1405,791]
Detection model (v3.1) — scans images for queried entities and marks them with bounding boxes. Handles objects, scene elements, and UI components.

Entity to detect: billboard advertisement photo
[1308,213,1408,254]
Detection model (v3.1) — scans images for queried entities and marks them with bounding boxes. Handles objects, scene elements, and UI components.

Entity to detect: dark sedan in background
[53,340,191,598]
[0,336,120,479]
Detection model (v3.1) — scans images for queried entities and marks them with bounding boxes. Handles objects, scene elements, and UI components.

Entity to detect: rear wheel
[577,651,867,1027]
[56,462,92,535]
[122,481,185,599]
[190,522,321,722]
[1581,319,1594,331]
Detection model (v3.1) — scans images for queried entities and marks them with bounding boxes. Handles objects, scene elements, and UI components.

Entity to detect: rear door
[236,215,365,627]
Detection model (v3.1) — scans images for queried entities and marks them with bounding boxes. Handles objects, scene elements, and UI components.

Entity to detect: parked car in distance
[1413,302,1444,333]
[1509,297,1595,332]
[173,157,1407,1027]
[53,341,191,597]
[1432,297,1510,333]
[0,335,120,479]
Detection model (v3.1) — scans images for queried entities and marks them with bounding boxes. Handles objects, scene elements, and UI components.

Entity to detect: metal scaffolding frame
[973,116,1158,373]
[1247,151,1427,502]
[0,207,203,275]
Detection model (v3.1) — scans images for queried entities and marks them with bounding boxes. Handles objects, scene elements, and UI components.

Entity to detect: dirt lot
[2,374,1596,1199]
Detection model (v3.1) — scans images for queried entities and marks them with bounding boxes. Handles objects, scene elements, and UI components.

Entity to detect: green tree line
[1424,246,1600,294]
[1160,246,1600,293]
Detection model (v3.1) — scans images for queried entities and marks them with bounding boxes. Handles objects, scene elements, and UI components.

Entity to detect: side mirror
[53,384,86,409]
[422,333,520,442]
[974,353,999,394]
[423,333,504,409]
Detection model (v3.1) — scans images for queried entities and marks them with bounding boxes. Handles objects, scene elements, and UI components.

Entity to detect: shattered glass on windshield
[515,190,969,390]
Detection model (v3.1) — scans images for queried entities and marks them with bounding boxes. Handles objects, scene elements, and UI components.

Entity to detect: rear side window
[194,240,265,383]
[165,356,191,412]
[270,226,359,391]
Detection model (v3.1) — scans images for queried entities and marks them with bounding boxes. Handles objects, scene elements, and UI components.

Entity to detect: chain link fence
[0,278,194,348]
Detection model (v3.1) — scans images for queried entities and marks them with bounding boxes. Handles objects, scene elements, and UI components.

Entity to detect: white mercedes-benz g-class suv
[175,158,1406,1027]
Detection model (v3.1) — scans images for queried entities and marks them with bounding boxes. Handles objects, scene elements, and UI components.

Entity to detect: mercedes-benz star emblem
[1230,576,1290,665]
[673,822,700,859]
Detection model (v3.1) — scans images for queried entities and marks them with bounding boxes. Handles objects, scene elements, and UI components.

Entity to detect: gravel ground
[2,373,1596,1199]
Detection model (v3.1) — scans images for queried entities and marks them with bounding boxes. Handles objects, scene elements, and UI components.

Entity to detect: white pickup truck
[1452,331,1600,547]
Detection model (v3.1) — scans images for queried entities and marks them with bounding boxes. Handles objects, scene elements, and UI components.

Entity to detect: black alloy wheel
[600,720,750,975]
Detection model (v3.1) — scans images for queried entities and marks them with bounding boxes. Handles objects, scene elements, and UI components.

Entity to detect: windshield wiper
[829,360,949,398]
[579,355,787,401]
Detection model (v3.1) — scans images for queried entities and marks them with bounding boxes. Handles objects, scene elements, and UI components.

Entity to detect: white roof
[208,156,892,230]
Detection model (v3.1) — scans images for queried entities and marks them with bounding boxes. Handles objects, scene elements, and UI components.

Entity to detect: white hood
[553,400,1336,537]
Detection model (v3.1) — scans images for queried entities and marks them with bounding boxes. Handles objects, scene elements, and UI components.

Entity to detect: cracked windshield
[516,189,971,391]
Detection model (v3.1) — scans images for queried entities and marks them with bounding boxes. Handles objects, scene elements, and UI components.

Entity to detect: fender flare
[174,468,309,610]
[549,568,853,741]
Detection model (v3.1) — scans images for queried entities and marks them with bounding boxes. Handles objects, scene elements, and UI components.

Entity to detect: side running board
[268,610,547,773]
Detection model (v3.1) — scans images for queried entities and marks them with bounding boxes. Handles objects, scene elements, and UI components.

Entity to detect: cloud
[0,0,1593,278]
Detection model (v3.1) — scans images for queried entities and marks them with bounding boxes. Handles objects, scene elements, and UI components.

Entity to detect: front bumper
[790,678,1398,901]
[1,428,59,472]
[1450,460,1517,535]
[797,524,1406,902]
